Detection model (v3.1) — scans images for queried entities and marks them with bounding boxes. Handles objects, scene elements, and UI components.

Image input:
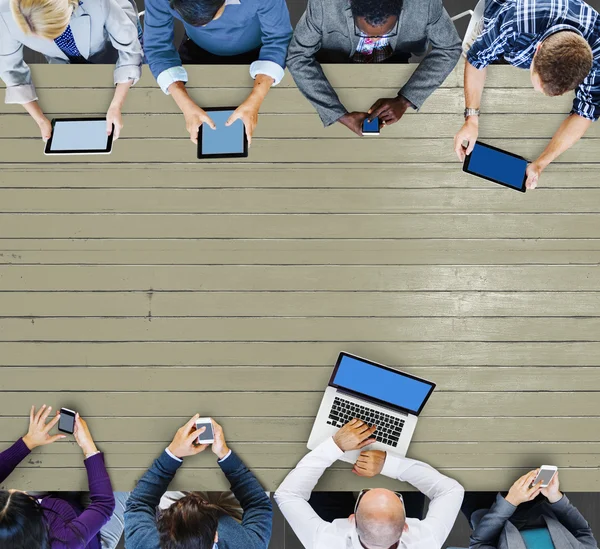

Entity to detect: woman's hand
[74,414,99,456]
[37,116,53,142]
[22,405,66,450]
[106,104,123,140]
[505,470,543,507]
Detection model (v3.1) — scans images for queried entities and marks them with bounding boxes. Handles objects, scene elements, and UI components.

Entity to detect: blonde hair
[10,0,78,39]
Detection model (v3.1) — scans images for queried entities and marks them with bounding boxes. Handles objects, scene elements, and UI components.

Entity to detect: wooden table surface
[0,63,599,492]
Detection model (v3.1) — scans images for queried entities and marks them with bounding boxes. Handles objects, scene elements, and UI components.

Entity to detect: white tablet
[45,118,113,155]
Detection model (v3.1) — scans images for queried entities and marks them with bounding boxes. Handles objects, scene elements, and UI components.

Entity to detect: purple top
[0,438,115,549]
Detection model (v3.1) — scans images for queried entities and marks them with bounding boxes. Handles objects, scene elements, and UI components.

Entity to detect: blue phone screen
[363,117,380,133]
[468,143,527,189]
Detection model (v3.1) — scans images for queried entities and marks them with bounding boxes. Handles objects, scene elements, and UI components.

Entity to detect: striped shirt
[467,0,600,120]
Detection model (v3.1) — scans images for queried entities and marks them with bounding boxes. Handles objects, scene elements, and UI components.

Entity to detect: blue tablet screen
[468,143,527,189]
[201,110,245,155]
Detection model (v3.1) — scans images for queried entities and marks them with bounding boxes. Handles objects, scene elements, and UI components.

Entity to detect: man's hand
[210,419,230,460]
[182,104,216,144]
[227,97,260,146]
[74,414,99,456]
[167,414,210,459]
[106,104,123,140]
[454,117,479,161]
[526,162,543,189]
[338,112,368,136]
[22,405,65,450]
[352,450,386,477]
[333,419,377,452]
[37,117,53,142]
[368,96,411,126]
[505,470,543,507]
[541,471,563,503]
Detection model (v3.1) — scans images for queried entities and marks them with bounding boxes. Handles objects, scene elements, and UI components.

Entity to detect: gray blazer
[286,0,461,126]
[470,494,598,549]
[0,0,143,104]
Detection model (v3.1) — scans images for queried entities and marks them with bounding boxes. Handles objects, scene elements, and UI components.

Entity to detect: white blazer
[0,0,143,104]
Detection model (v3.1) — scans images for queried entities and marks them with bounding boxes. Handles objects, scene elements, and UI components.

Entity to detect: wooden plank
[2,291,599,317]
[1,265,600,290]
[4,188,600,213]
[2,317,600,342]
[2,113,594,139]
[0,89,576,118]
[2,366,600,390]
[9,441,600,468]
[0,391,598,417]
[1,417,599,443]
[2,241,600,266]
[4,466,599,492]
[2,214,600,239]
[3,137,599,164]
[0,464,600,492]
[0,164,597,188]
[17,64,461,89]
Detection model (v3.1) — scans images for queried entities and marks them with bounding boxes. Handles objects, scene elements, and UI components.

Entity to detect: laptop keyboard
[327,396,405,448]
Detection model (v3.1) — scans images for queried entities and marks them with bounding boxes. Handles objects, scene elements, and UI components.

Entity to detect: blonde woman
[0,0,143,140]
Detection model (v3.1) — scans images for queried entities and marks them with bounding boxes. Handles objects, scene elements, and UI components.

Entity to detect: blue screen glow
[468,143,527,189]
[332,355,434,414]
[201,110,245,155]
[363,117,379,133]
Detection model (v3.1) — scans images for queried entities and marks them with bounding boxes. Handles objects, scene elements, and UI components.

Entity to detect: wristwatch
[464,108,480,120]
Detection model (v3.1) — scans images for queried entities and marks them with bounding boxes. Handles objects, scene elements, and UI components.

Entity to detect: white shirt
[274,438,464,549]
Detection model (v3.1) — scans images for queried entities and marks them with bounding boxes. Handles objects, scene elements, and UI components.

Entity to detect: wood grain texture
[0,64,599,491]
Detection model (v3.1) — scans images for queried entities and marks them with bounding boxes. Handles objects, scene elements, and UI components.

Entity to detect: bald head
[355,489,405,549]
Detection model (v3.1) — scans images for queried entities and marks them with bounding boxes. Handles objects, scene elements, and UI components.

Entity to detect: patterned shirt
[467,0,600,120]
[353,35,394,63]
[54,25,83,59]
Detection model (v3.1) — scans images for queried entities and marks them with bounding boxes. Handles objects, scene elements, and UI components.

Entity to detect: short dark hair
[0,491,50,549]
[534,31,593,96]
[157,493,220,549]
[350,0,402,27]
[169,0,224,26]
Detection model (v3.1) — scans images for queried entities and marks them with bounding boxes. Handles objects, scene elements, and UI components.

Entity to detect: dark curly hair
[350,0,403,27]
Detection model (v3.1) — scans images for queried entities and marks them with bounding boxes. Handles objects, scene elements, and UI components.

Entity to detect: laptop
[307,352,436,464]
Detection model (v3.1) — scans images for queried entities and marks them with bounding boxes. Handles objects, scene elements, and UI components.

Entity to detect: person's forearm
[533,113,592,169]
[169,81,197,113]
[464,61,487,109]
[22,100,46,124]
[111,81,133,109]
[246,73,274,108]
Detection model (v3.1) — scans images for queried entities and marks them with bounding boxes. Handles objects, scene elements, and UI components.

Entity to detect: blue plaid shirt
[467,0,600,120]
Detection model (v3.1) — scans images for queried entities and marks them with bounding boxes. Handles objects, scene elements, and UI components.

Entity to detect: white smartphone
[195,418,215,444]
[532,465,558,487]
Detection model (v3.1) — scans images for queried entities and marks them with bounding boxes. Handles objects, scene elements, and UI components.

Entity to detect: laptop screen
[331,354,435,415]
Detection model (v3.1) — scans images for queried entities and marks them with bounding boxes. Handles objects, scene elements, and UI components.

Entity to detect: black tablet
[45,118,113,155]
[198,107,248,159]
[463,141,528,192]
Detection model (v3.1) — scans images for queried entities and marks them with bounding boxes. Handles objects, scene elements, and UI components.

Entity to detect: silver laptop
[307,352,436,464]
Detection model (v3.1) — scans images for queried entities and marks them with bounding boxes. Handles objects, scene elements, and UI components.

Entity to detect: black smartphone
[58,408,77,434]
[362,117,380,136]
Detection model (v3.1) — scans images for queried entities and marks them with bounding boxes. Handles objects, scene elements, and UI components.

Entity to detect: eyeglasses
[354,16,399,39]
[354,489,405,517]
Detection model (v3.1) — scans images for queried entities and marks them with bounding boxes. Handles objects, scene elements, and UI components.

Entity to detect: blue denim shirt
[143,0,292,91]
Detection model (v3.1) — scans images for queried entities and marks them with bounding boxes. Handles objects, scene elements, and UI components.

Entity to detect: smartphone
[362,117,380,136]
[532,465,558,488]
[58,408,77,434]
[195,418,215,444]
